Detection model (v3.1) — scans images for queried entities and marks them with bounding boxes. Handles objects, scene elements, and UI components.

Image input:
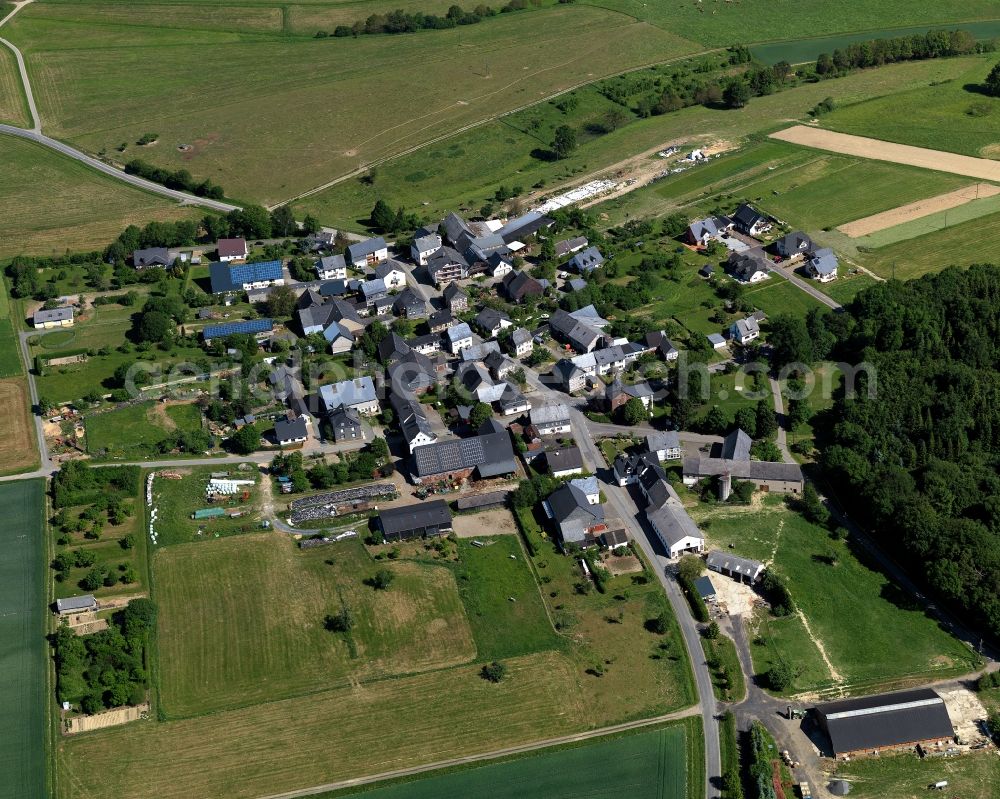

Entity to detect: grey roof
[460,341,501,362]
[319,376,377,411]
[496,211,553,244]
[443,212,473,245]
[329,406,362,434]
[816,688,954,755]
[502,270,544,300]
[809,247,838,276]
[721,428,753,461]
[646,483,703,548]
[730,317,760,341]
[379,500,452,536]
[33,306,73,324]
[511,327,532,347]
[132,247,172,267]
[732,203,766,230]
[55,595,97,612]
[707,333,726,347]
[446,322,473,344]
[644,330,678,358]
[546,483,604,524]
[456,490,507,510]
[392,288,427,317]
[568,246,605,272]
[413,234,442,253]
[530,403,571,427]
[443,282,468,303]
[274,417,308,441]
[646,430,680,453]
[774,231,812,257]
[388,351,437,393]
[318,254,346,273]
[549,308,602,352]
[320,279,349,297]
[427,247,468,278]
[684,455,803,484]
[546,447,583,473]
[727,249,770,281]
[555,236,588,258]
[706,550,764,579]
[553,358,584,386]
[391,394,436,443]
[567,278,588,292]
[686,215,732,241]
[374,260,405,279]
[361,278,387,298]
[412,432,516,478]
[347,236,387,261]
[407,333,441,351]
[428,309,454,330]
[475,307,510,333]
[570,476,599,497]
[378,332,411,363]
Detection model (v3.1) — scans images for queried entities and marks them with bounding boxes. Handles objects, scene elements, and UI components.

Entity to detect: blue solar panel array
[209,260,284,293]
[202,318,274,340]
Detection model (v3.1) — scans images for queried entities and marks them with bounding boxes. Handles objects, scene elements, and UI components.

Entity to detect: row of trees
[318,0,534,38]
[815,29,989,76]
[123,159,226,199]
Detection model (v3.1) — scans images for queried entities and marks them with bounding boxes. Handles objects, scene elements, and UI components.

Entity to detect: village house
[328,407,364,443]
[391,393,437,452]
[553,359,587,393]
[274,417,309,446]
[375,260,408,290]
[501,270,545,303]
[33,306,74,329]
[509,327,533,358]
[426,247,468,285]
[806,247,839,282]
[568,246,605,274]
[132,246,174,269]
[410,233,442,266]
[446,322,474,355]
[728,317,760,346]
[216,237,248,262]
[644,330,679,361]
[685,215,734,247]
[474,308,513,338]
[442,282,469,314]
[411,427,517,485]
[555,236,588,258]
[726,249,770,284]
[731,203,772,237]
[543,481,606,547]
[645,431,682,462]
[315,254,347,280]
[209,260,284,294]
[319,376,381,416]
[772,231,812,260]
[347,236,388,268]
[530,403,572,436]
[545,447,584,478]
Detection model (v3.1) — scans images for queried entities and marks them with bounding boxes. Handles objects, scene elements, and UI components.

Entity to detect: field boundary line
[838,182,1000,237]
[770,125,1000,182]
[256,707,700,799]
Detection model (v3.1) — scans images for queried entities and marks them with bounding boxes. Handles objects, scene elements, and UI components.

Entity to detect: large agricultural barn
[376,500,453,541]
[814,688,955,757]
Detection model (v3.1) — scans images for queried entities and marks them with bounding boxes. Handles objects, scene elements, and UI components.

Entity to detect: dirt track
[838,182,1000,237]
[771,125,1000,182]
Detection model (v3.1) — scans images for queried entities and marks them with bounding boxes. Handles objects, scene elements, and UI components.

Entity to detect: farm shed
[377,500,453,541]
[455,491,507,512]
[55,595,98,615]
[706,550,764,583]
[815,688,954,756]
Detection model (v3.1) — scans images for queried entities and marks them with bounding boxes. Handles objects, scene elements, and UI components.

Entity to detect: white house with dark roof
[216,238,248,262]
[510,327,533,358]
[645,431,681,462]
[375,260,407,289]
[727,250,770,283]
[274,416,309,446]
[446,322,474,355]
[315,254,347,280]
[568,246,605,274]
[685,215,733,247]
[530,403,572,435]
[411,233,442,266]
[728,317,760,346]
[347,236,388,268]
[731,203,771,237]
[475,308,513,338]
[319,376,380,416]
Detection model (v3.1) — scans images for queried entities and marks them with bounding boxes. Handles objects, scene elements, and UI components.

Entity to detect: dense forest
[816,265,1000,638]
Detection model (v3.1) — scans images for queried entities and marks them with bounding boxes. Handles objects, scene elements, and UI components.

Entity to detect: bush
[368,568,394,590]
[481,661,507,683]
[765,661,794,691]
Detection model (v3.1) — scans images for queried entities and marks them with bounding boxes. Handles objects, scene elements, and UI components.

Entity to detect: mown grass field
[860,208,1000,279]
[0,42,29,127]
[84,400,204,458]
[580,0,1000,48]
[319,722,691,799]
[7,2,698,204]
[823,55,1000,159]
[56,649,590,799]
[836,751,1000,799]
[150,465,260,547]
[304,53,988,228]
[0,136,201,260]
[692,500,978,695]
[0,479,47,799]
[0,282,38,474]
[156,534,477,717]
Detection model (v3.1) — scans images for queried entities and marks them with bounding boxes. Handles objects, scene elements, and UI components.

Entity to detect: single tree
[621,396,648,425]
[766,661,794,691]
[550,125,578,159]
[723,78,751,108]
[265,285,297,319]
[481,661,507,683]
[469,402,493,430]
[370,568,394,590]
[230,424,260,455]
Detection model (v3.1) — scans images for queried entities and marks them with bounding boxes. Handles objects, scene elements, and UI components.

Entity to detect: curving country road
[0,125,240,211]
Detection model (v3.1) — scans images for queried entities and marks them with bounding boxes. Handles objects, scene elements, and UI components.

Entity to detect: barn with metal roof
[202,318,274,340]
[815,688,954,756]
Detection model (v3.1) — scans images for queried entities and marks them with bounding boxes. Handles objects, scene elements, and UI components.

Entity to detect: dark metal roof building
[377,500,453,541]
[815,688,954,755]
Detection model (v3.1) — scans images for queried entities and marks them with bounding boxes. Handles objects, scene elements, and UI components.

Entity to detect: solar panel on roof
[203,318,274,339]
